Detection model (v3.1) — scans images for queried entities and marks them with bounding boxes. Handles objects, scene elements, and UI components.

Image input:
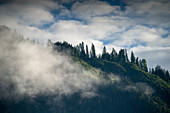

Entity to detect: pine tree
[140,59,148,72]
[124,49,129,62]
[80,42,85,58]
[136,57,139,66]
[117,49,124,63]
[165,70,170,82]
[154,65,169,81]
[86,45,89,58]
[90,43,96,58]
[102,46,107,60]
[117,49,129,63]
[131,51,135,63]
[110,48,117,62]
[76,45,80,57]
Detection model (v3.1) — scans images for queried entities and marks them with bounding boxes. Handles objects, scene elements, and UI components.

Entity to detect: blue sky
[0,0,170,70]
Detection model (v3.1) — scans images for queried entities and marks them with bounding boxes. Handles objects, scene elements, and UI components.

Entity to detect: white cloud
[0,0,60,44]
[0,1,58,26]
[125,0,170,28]
[130,46,170,71]
[108,25,170,48]
[0,0,169,71]
[72,0,120,20]
[0,27,104,99]
[49,20,104,54]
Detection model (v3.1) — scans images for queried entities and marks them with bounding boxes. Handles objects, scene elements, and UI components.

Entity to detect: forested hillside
[0,25,170,113]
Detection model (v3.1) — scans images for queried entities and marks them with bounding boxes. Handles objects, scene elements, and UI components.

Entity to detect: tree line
[53,41,170,82]
[54,41,148,72]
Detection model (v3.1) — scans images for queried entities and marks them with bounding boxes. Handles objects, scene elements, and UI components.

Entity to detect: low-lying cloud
[119,82,154,95]
[0,26,104,99]
[0,26,154,102]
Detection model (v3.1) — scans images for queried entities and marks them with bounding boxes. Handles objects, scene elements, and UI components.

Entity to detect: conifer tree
[117,49,125,63]
[125,49,129,62]
[110,48,117,61]
[136,57,139,66]
[80,42,85,58]
[131,51,135,63]
[140,59,148,72]
[117,49,129,63]
[86,45,89,58]
[90,43,96,58]
[165,70,170,82]
[102,46,107,60]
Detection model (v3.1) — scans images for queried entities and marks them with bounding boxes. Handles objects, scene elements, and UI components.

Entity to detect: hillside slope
[0,26,169,113]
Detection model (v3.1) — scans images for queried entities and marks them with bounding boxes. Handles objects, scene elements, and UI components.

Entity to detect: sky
[0,0,170,71]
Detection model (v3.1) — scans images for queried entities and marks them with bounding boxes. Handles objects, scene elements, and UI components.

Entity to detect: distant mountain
[0,25,169,113]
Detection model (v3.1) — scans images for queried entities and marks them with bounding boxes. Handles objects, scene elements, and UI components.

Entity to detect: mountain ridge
[0,25,169,113]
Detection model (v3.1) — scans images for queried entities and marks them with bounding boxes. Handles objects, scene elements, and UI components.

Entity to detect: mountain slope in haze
[0,25,170,113]
[53,40,170,113]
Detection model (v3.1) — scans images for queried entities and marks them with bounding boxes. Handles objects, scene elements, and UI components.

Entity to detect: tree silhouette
[86,45,89,58]
[80,42,85,58]
[102,46,107,60]
[136,57,139,66]
[90,43,96,58]
[110,48,117,62]
[117,49,129,63]
[131,51,135,63]
[140,59,148,72]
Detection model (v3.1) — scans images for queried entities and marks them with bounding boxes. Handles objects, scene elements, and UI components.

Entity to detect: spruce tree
[110,48,117,62]
[140,59,148,72]
[124,49,129,62]
[90,43,96,58]
[80,42,85,58]
[165,70,170,82]
[117,49,125,63]
[86,45,89,58]
[136,57,139,66]
[131,51,135,63]
[102,46,107,60]
[117,49,129,63]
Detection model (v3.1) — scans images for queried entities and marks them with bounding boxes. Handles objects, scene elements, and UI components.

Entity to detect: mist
[0,26,105,100]
[118,82,154,95]
[0,26,154,102]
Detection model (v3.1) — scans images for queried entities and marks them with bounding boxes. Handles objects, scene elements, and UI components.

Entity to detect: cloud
[0,0,59,26]
[130,46,170,71]
[120,82,154,95]
[72,0,120,20]
[125,0,170,28]
[0,0,169,72]
[0,26,105,99]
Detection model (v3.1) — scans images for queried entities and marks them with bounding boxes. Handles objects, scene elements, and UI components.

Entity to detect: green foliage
[52,41,170,113]
[117,49,129,63]
[139,59,148,72]
[151,65,170,82]
[1,26,170,113]
[101,46,110,61]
